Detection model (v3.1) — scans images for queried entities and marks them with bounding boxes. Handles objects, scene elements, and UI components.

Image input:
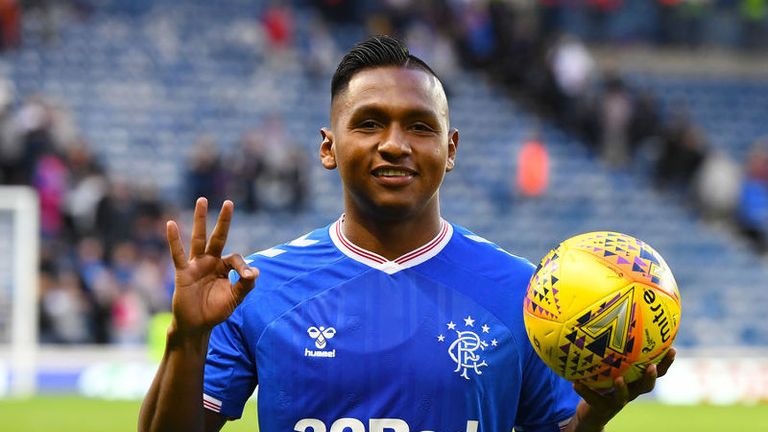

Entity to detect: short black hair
[331,35,441,100]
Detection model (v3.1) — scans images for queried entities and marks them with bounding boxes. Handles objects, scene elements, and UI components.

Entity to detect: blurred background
[0,0,767,430]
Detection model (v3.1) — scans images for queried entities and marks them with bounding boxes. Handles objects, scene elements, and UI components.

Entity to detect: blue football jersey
[203,217,579,432]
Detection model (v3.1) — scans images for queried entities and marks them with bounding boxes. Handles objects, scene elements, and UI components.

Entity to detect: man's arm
[564,348,677,432]
[139,327,227,432]
[138,198,257,432]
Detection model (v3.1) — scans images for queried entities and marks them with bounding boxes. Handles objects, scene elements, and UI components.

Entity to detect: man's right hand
[140,198,255,432]
[166,197,258,337]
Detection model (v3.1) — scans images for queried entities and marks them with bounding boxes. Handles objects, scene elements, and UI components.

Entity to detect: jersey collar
[329,215,453,275]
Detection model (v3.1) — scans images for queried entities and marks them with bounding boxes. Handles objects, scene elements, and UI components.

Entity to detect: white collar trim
[329,215,453,275]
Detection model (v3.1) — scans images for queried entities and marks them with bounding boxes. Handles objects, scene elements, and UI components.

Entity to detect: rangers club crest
[437,316,499,380]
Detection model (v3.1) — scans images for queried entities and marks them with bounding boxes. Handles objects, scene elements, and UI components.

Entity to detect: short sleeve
[514,346,580,432]
[203,307,258,419]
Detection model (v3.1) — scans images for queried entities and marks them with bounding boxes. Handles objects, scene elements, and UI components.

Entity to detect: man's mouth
[373,168,415,177]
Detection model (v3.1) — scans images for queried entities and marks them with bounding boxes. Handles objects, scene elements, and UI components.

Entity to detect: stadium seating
[630,74,768,162]
[3,0,768,349]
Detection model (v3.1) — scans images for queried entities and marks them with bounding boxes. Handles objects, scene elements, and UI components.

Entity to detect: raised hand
[569,348,677,431]
[166,198,258,337]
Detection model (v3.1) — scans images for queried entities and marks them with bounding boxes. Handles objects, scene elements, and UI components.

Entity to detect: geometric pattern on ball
[523,232,681,390]
[557,286,640,388]
[566,232,680,302]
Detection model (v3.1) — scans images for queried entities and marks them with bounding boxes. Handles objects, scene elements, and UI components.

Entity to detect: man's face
[321,66,458,221]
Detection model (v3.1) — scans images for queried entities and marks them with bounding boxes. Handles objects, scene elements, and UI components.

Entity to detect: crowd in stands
[0,89,171,344]
[185,118,308,214]
[1,0,767,344]
[0,97,306,344]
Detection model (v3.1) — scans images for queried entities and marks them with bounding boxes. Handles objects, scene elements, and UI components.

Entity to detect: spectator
[132,185,166,255]
[39,268,91,343]
[62,140,109,240]
[258,115,305,212]
[549,35,595,102]
[111,287,148,345]
[599,72,633,168]
[263,1,293,49]
[693,151,741,220]
[0,0,20,51]
[655,107,708,192]
[228,130,267,213]
[95,180,137,257]
[73,236,110,342]
[516,130,550,198]
[629,89,662,152]
[185,135,226,209]
[548,34,597,134]
[487,0,537,88]
[33,150,68,238]
[693,152,743,220]
[15,95,55,183]
[110,241,148,345]
[454,1,496,68]
[284,145,308,213]
[736,142,768,254]
[133,251,170,314]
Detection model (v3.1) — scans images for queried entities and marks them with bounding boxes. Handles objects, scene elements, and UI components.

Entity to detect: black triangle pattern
[565,331,577,343]
[585,331,609,357]
[576,311,592,325]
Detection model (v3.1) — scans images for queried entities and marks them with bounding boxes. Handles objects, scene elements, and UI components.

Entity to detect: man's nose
[378,125,412,159]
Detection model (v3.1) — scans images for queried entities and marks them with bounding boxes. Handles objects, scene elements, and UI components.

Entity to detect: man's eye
[358,120,381,130]
[411,123,435,133]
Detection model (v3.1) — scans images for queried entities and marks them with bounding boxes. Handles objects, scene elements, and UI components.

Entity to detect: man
[139,36,674,432]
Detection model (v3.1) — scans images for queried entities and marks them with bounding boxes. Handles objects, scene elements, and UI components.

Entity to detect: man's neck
[340,207,443,261]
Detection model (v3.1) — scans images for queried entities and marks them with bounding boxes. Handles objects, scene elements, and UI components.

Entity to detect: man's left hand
[567,347,677,432]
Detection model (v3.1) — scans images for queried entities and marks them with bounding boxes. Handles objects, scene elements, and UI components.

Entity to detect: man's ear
[319,128,336,170]
[446,128,459,172]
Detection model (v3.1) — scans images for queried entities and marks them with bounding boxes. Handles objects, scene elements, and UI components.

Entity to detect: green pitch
[1,396,766,431]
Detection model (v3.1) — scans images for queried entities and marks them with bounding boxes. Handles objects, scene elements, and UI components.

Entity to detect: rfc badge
[437,316,499,380]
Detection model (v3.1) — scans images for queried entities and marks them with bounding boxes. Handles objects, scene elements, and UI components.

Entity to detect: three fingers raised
[167,199,237,269]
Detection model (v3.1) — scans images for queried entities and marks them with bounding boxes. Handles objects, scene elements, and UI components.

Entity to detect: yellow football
[523,232,681,390]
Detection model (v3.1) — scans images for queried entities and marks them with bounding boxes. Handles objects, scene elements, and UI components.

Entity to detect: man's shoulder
[245,227,330,258]
[446,223,536,278]
[243,224,340,278]
[233,224,350,320]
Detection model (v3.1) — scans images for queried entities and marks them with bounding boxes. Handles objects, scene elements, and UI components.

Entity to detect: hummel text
[304,348,336,358]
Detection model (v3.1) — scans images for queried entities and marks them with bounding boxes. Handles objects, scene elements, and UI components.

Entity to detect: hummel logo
[305,326,337,358]
[307,326,336,349]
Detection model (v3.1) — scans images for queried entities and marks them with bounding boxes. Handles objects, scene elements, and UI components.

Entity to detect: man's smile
[372,166,417,186]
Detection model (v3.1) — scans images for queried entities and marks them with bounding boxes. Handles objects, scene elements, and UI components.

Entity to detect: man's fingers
[656,347,676,377]
[189,197,209,259]
[613,376,630,404]
[632,364,658,397]
[573,381,607,408]
[232,276,257,303]
[206,200,234,257]
[223,254,259,302]
[166,220,188,269]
